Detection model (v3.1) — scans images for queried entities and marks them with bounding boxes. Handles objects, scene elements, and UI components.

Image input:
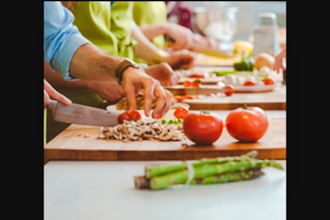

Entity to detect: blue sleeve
[43,2,90,79]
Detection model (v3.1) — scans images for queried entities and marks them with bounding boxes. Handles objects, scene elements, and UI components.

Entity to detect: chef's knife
[48,100,120,126]
[165,85,225,96]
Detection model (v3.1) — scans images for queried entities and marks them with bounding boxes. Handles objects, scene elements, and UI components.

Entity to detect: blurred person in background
[133,1,220,53]
[61,1,195,69]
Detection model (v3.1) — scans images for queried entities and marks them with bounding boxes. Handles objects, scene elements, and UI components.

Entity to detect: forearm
[44,2,90,79]
[68,44,122,81]
[276,48,286,60]
[138,23,168,41]
[44,61,94,90]
[131,26,169,65]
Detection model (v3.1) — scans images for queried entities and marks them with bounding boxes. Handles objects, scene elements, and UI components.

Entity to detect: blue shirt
[44,1,90,79]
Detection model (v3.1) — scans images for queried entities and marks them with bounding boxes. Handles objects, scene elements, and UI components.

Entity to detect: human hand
[164,22,195,50]
[162,49,196,70]
[121,67,174,119]
[193,35,220,50]
[44,79,72,108]
[273,49,286,73]
[144,63,180,86]
[88,81,125,105]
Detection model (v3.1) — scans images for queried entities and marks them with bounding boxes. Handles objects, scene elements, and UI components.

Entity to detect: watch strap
[115,59,140,84]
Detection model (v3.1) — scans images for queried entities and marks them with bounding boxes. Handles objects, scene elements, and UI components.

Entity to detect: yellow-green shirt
[72,1,136,59]
[133,1,168,49]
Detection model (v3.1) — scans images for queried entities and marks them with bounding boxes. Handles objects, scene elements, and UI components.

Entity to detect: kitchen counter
[44,160,286,220]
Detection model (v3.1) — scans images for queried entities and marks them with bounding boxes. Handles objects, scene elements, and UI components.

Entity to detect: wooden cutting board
[44,118,286,164]
[181,85,286,110]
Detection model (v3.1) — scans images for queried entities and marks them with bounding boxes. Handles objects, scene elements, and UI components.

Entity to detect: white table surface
[44,160,286,220]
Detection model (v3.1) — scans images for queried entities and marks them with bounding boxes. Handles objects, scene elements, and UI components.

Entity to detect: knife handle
[47,100,58,115]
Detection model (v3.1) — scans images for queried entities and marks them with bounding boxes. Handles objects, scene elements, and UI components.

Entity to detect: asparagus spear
[134,168,265,190]
[149,159,283,190]
[134,175,151,189]
[191,168,264,185]
[145,151,258,178]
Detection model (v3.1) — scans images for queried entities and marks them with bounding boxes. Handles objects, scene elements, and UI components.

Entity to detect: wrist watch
[115,59,140,84]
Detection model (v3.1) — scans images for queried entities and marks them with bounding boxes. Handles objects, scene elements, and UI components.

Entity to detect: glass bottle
[253,12,280,56]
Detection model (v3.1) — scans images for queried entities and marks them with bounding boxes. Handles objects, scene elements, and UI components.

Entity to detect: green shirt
[72,1,136,59]
[133,2,168,49]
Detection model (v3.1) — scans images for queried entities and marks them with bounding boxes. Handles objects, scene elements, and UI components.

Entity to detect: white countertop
[44,160,286,220]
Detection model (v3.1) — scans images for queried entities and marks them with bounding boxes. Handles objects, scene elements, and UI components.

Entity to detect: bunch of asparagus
[134,151,284,190]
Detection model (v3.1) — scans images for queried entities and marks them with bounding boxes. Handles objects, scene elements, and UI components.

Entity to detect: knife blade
[165,85,225,96]
[48,100,120,126]
[191,44,236,59]
[164,35,235,58]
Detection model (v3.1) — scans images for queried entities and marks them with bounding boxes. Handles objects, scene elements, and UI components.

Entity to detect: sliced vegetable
[233,54,254,71]
[224,85,235,96]
[187,73,206,78]
[161,119,183,125]
[209,70,236,77]
[173,107,189,119]
[118,110,142,124]
[263,78,274,85]
[183,79,202,88]
[243,80,256,86]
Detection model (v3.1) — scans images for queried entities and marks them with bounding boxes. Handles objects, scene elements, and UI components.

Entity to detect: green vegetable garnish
[161,119,183,125]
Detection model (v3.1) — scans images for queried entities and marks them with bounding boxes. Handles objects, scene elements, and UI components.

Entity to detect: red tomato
[183,80,192,87]
[118,110,142,124]
[183,111,223,145]
[187,73,206,78]
[224,85,235,96]
[263,78,274,85]
[191,81,201,88]
[225,106,268,142]
[243,80,256,86]
[174,95,200,102]
[184,80,201,88]
[173,107,189,119]
[174,96,186,102]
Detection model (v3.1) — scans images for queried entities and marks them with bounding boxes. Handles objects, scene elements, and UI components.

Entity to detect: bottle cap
[259,12,277,26]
